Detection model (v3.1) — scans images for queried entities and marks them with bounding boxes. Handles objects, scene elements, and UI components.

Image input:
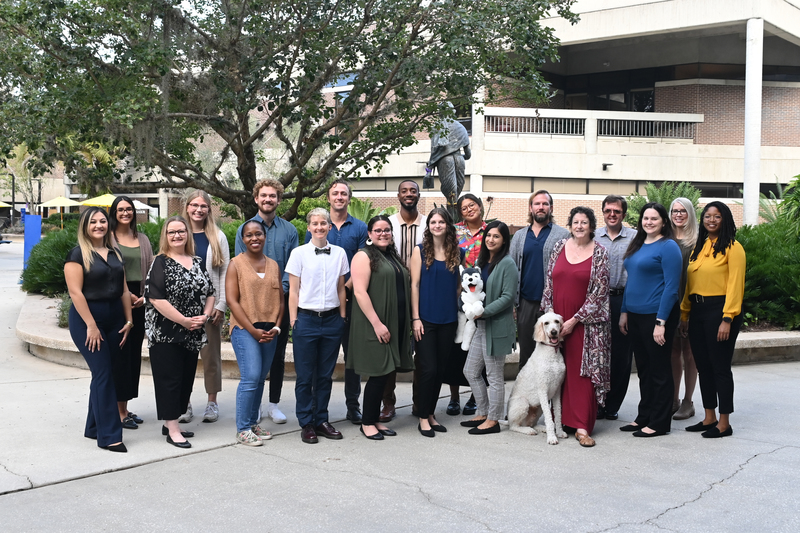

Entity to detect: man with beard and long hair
[510,190,569,371]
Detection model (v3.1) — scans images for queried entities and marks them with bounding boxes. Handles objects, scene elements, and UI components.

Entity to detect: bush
[46,212,80,226]
[138,219,164,253]
[625,181,702,226]
[56,293,72,328]
[20,227,78,295]
[737,218,800,329]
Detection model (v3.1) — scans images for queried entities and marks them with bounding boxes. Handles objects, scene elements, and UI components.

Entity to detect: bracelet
[272,326,282,335]
[412,318,420,322]
[125,321,133,328]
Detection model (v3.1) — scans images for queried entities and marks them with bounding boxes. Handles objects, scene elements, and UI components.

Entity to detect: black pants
[517,298,543,370]
[150,343,198,421]
[111,281,145,402]
[605,293,633,414]
[362,373,391,425]
[628,306,679,433]
[268,292,291,404]
[413,320,457,418]
[687,298,741,414]
[341,287,361,411]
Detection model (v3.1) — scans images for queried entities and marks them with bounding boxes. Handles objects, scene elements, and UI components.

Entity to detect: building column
[743,17,763,226]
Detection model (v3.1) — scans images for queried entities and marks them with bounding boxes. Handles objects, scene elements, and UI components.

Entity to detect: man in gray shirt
[594,195,637,420]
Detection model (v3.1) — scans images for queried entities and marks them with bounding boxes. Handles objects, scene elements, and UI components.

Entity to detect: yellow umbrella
[41,196,82,229]
[81,193,117,207]
[0,200,11,208]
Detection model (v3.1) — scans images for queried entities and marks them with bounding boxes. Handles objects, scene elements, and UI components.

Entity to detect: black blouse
[65,246,125,301]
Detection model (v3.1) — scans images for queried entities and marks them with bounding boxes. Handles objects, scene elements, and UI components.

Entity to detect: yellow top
[680,238,746,321]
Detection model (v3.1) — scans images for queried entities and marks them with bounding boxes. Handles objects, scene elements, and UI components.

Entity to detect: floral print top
[455,221,487,268]
[145,254,214,353]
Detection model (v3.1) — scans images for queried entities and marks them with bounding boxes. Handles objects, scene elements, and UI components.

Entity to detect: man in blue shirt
[305,179,368,424]
[235,179,299,425]
[510,190,569,370]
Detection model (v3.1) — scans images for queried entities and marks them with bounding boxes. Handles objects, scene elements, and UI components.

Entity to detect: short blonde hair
[306,207,331,224]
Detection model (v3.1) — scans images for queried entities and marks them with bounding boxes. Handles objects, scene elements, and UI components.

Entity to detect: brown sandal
[576,432,595,447]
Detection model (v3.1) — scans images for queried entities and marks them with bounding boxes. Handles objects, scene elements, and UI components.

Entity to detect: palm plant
[347,197,397,222]
[625,181,702,226]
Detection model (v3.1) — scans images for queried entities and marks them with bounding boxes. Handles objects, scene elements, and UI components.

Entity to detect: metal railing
[485,115,585,136]
[597,119,696,139]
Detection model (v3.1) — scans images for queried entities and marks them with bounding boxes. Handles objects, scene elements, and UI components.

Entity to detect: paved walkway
[1,241,799,532]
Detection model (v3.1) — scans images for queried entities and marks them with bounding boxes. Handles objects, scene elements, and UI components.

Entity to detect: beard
[400,198,419,212]
[533,211,550,224]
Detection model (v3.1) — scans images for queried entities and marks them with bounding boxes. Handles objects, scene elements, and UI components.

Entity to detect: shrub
[56,293,72,328]
[347,197,397,222]
[46,212,80,226]
[625,181,702,226]
[138,219,164,253]
[20,227,77,295]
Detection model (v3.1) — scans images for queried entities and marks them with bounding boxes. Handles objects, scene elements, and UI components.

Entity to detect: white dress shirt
[285,242,349,311]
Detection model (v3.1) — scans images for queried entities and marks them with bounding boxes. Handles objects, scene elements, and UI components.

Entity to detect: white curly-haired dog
[506,312,568,445]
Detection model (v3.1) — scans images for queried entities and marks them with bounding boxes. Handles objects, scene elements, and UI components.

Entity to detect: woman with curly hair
[410,208,464,437]
[679,202,745,438]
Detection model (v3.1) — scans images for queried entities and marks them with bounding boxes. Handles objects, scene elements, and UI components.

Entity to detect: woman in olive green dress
[347,215,413,440]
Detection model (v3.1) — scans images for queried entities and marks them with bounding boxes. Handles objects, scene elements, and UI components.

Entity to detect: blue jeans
[231,327,277,432]
[292,312,343,427]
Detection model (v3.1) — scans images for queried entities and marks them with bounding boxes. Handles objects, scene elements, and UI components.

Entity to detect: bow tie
[315,247,331,255]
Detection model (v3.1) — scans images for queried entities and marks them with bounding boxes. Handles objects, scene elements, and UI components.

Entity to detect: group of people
[65,181,745,453]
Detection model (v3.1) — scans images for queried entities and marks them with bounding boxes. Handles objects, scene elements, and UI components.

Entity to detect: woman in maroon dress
[541,206,611,447]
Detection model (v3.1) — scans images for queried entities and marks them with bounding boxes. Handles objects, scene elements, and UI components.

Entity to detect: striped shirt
[389,212,426,268]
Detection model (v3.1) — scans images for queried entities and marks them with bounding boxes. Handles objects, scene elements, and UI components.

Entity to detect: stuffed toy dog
[455,266,486,351]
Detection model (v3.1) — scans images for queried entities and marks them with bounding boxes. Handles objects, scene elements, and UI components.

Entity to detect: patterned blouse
[540,238,611,406]
[455,221,487,268]
[145,254,215,353]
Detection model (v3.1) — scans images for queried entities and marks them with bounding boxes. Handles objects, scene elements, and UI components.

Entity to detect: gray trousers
[517,298,543,371]
[464,322,506,420]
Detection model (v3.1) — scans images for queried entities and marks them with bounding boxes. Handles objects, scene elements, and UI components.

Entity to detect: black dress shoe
[166,435,191,449]
[468,424,500,435]
[632,429,667,438]
[462,398,477,416]
[597,407,606,419]
[702,426,733,438]
[418,423,435,438]
[460,418,486,428]
[686,420,717,432]
[301,424,319,444]
[346,409,363,425]
[315,421,343,440]
[446,400,461,416]
[619,424,640,432]
[360,426,384,440]
[431,423,447,433]
[104,443,127,453]
[162,426,194,438]
[121,416,138,430]
[377,427,397,437]
[605,412,619,421]
[128,412,144,424]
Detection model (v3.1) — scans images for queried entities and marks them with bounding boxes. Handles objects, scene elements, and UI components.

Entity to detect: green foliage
[780,174,800,237]
[220,221,242,257]
[213,197,240,220]
[20,227,77,295]
[347,197,398,223]
[138,219,164,254]
[737,218,800,330]
[625,182,702,226]
[56,293,71,328]
[46,213,80,225]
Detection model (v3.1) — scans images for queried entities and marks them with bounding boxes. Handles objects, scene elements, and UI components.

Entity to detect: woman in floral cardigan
[541,206,610,447]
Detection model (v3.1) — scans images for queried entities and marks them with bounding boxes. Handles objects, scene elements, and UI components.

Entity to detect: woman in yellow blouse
[679,202,745,438]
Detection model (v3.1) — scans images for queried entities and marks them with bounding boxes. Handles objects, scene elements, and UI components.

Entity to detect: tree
[625,181,702,227]
[0,144,38,212]
[0,0,577,219]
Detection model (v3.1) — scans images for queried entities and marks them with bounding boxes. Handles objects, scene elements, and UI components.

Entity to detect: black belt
[688,294,725,304]
[610,288,624,296]
[298,307,340,318]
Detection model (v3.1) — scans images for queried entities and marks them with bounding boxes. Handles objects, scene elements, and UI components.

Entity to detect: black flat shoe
[418,423,435,438]
[121,416,138,430]
[460,418,486,428]
[104,443,127,453]
[431,423,447,433]
[702,426,733,438]
[632,429,667,438]
[162,426,194,438]
[377,427,397,437]
[605,412,619,421]
[462,399,477,416]
[446,400,461,416]
[619,424,640,432]
[166,435,192,449]
[468,424,500,435]
[128,412,144,424]
[686,420,717,432]
[360,426,384,441]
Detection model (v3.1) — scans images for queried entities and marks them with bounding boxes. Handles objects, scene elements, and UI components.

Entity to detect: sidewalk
[2,240,799,532]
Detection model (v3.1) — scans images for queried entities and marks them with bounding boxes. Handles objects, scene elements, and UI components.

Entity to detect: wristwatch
[655,319,666,327]
[722,317,732,323]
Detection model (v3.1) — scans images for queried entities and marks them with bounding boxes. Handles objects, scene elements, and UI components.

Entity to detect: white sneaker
[178,402,193,423]
[236,430,263,447]
[203,401,219,423]
[267,402,287,424]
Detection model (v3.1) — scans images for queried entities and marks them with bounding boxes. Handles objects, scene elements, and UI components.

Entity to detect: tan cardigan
[228,253,282,329]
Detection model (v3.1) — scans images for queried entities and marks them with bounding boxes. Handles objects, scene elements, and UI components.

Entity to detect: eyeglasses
[460,203,478,213]
[603,209,622,215]
[188,203,209,210]
[167,230,187,236]
[671,209,688,215]
[371,229,392,235]
[117,207,134,214]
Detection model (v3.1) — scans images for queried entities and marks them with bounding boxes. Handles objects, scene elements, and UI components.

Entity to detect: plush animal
[454,266,486,351]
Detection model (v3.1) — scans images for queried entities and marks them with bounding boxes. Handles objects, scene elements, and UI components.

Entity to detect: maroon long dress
[551,251,597,434]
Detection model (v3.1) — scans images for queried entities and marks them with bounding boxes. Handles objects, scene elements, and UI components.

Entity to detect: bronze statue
[425,103,471,217]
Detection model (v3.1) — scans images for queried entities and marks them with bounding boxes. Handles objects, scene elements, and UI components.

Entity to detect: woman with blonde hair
[179,190,230,423]
[65,207,134,452]
[669,197,699,420]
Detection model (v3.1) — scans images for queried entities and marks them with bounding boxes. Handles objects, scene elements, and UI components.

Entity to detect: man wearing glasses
[594,195,637,420]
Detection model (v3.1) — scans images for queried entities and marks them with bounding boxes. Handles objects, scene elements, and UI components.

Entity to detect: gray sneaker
[236,429,262,447]
[178,402,193,423]
[203,401,219,423]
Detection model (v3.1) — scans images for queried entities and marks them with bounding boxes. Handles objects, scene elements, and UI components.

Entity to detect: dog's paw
[547,435,559,445]
[510,425,536,435]
[556,431,568,439]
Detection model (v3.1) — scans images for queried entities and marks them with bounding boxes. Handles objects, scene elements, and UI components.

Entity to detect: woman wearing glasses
[180,191,230,423]
[145,216,215,448]
[347,215,413,440]
[679,202,745,438]
[668,198,699,421]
